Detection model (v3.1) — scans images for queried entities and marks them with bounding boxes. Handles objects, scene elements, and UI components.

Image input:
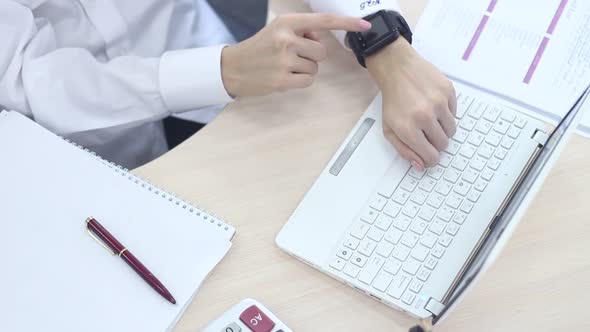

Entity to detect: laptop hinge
[424,297,445,316]
[531,129,549,147]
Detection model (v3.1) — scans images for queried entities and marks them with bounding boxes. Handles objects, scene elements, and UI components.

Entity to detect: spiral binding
[63,138,231,233]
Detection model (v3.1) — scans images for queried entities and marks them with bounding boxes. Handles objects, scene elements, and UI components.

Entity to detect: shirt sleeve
[305,0,401,47]
[0,2,232,144]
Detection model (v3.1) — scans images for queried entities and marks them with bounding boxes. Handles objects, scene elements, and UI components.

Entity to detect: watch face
[361,14,390,47]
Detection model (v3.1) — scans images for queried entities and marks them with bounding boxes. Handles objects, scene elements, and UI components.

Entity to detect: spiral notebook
[0,111,235,331]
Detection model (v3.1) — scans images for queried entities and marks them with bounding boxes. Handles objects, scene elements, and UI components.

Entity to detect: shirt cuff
[159,45,234,112]
[306,0,401,47]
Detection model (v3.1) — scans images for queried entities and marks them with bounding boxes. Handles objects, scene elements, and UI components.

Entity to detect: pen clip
[86,217,116,256]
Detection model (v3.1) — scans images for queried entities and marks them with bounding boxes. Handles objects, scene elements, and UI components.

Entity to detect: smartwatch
[346,10,413,68]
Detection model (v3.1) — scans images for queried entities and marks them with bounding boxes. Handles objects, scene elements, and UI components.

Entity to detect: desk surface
[136,1,590,330]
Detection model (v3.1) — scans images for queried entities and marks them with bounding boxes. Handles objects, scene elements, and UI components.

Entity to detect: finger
[295,38,327,61]
[423,118,450,152]
[447,82,457,117]
[438,108,457,138]
[383,127,425,170]
[282,13,371,34]
[304,31,321,42]
[290,57,319,75]
[285,73,314,90]
[398,127,440,167]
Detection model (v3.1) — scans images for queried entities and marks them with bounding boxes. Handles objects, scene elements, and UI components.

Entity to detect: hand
[366,39,457,170]
[221,13,371,97]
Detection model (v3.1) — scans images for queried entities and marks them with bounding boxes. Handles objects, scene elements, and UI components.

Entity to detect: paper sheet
[413,0,590,136]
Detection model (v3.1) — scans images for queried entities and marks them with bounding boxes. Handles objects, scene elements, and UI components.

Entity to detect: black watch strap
[347,10,413,68]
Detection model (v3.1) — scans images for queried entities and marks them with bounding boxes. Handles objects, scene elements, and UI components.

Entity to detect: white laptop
[276,81,589,325]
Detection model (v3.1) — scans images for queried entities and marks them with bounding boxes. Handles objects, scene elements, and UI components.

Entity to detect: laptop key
[400,177,419,192]
[410,189,428,205]
[424,256,438,270]
[459,117,476,131]
[384,228,403,244]
[507,126,521,138]
[467,190,481,203]
[367,227,384,242]
[375,214,394,231]
[487,158,501,170]
[485,131,503,147]
[429,219,446,235]
[393,216,412,231]
[432,245,446,259]
[376,241,395,258]
[514,117,527,128]
[392,245,411,261]
[416,267,431,281]
[408,167,426,179]
[350,222,370,239]
[336,247,352,260]
[439,234,453,247]
[453,128,470,143]
[443,169,460,184]
[481,168,494,181]
[446,223,460,236]
[494,119,510,134]
[411,245,429,262]
[409,279,424,293]
[427,166,445,180]
[445,193,463,209]
[439,152,453,167]
[402,202,420,218]
[410,219,428,235]
[384,259,402,275]
[358,239,377,256]
[401,233,419,248]
[419,231,438,249]
[369,194,388,211]
[383,201,402,218]
[446,140,461,155]
[418,205,436,222]
[373,272,394,292]
[483,107,501,122]
[392,189,411,205]
[437,205,455,222]
[401,291,416,305]
[459,144,477,158]
[453,212,467,225]
[358,256,385,285]
[330,257,346,271]
[387,273,412,299]
[344,264,360,278]
[454,180,471,196]
[343,237,360,250]
[360,207,379,224]
[350,253,368,267]
[427,193,445,208]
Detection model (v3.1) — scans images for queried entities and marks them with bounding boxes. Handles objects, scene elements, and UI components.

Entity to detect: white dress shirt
[0,0,398,168]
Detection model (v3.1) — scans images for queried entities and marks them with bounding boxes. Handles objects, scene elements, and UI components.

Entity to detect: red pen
[86,217,176,304]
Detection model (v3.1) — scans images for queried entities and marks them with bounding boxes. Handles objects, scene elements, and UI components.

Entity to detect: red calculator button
[239,305,275,332]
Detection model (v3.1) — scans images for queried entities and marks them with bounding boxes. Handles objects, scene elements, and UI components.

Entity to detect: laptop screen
[432,86,590,325]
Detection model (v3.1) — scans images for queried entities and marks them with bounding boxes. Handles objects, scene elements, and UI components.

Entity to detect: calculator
[202,298,293,332]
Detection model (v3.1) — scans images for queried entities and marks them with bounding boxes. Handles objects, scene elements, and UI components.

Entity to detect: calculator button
[239,305,275,332]
[223,322,242,332]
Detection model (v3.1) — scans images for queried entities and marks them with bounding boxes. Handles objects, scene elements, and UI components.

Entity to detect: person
[0,0,455,170]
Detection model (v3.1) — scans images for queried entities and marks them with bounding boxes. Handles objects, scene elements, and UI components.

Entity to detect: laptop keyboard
[329,93,530,307]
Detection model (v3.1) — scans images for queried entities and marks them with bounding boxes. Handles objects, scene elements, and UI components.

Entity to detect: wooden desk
[135,1,590,330]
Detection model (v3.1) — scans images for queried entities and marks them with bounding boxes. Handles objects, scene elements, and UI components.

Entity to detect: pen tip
[170,298,177,305]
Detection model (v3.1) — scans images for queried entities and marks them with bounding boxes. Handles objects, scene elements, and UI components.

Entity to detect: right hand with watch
[348,10,457,171]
